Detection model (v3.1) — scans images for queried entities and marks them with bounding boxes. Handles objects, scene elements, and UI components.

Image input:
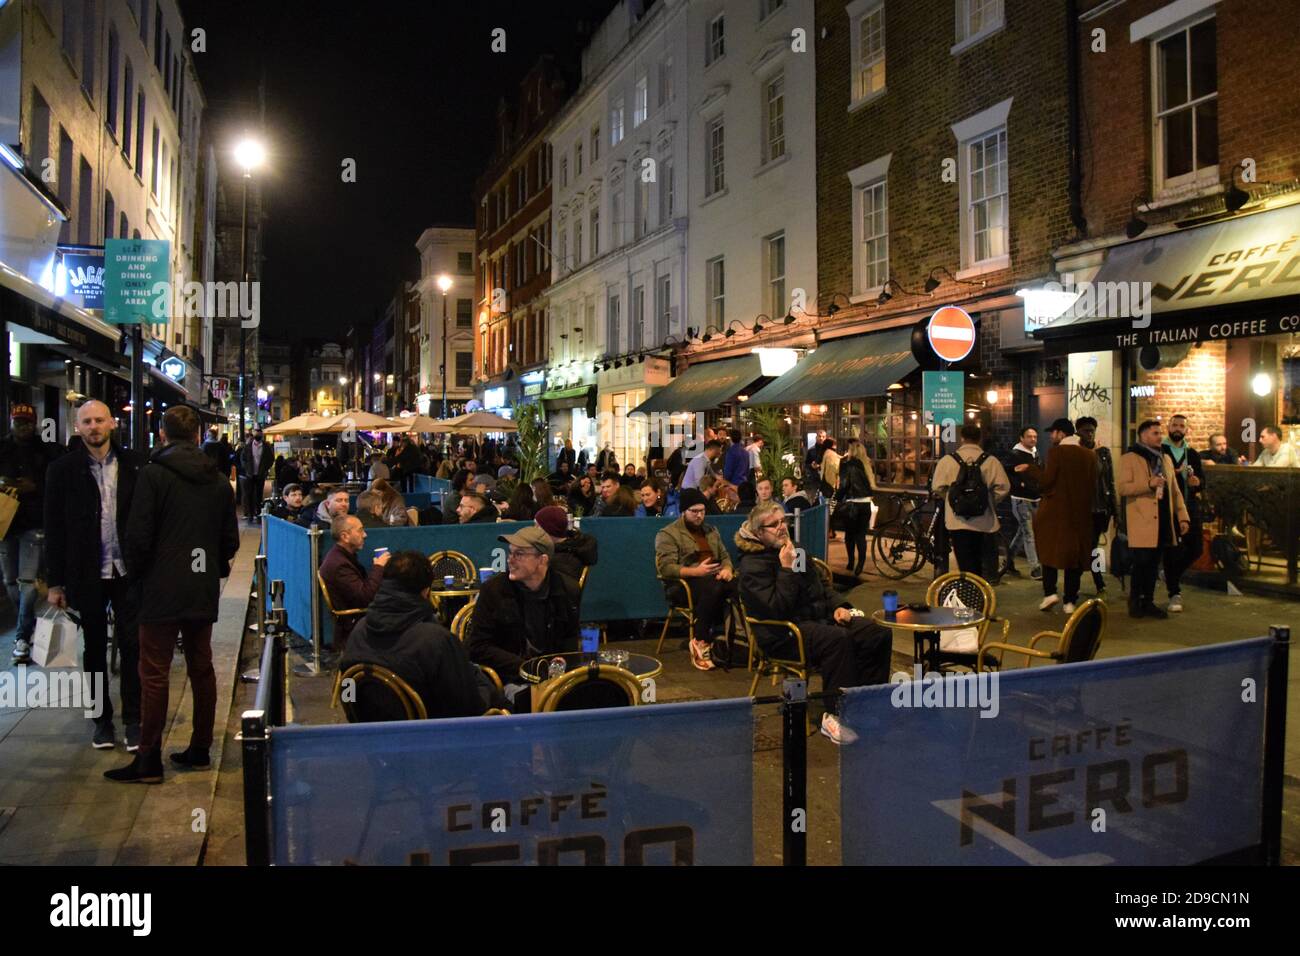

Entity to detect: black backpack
[947,452,991,519]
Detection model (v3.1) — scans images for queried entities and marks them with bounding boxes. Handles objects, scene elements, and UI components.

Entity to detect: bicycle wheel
[872,519,924,579]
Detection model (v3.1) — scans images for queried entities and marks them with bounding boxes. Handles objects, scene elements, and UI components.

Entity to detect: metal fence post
[294,525,327,677]
[240,708,270,866]
[781,678,808,867]
[1263,624,1290,865]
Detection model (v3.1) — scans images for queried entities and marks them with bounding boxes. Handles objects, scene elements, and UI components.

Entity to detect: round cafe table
[429,580,479,626]
[520,650,663,685]
[871,606,985,674]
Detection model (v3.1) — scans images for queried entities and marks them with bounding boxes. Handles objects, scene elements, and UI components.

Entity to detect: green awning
[742,327,917,405]
[632,354,765,415]
[540,384,596,415]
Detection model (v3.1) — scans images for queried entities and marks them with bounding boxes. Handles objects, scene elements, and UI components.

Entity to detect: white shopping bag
[31,607,81,668]
[938,590,981,655]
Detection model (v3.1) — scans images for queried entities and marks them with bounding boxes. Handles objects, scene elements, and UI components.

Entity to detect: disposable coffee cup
[443,574,455,587]
[580,627,601,653]
[373,547,389,559]
[479,567,493,583]
[882,590,899,613]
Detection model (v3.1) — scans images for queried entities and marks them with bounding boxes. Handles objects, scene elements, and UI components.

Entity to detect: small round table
[520,650,663,685]
[871,607,985,674]
[429,581,479,626]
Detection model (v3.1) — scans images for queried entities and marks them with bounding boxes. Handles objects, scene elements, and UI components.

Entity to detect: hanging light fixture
[1125,195,1149,239]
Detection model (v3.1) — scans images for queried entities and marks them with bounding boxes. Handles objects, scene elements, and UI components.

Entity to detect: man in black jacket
[736,502,892,745]
[468,526,580,711]
[1160,414,1204,613]
[106,406,240,784]
[0,402,63,662]
[236,428,273,522]
[201,427,233,478]
[340,551,492,719]
[44,401,143,750]
[1003,425,1042,580]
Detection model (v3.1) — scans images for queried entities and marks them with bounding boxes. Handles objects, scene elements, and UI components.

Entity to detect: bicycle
[871,494,944,579]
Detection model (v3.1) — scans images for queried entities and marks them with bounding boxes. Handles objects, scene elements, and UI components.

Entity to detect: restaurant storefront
[631,353,768,465]
[1036,201,1300,594]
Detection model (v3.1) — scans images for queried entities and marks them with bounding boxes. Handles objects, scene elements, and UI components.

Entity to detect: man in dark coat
[44,400,142,749]
[468,527,581,711]
[340,551,493,719]
[107,406,239,783]
[1160,414,1204,613]
[735,501,892,745]
[319,514,389,652]
[202,427,233,478]
[0,403,63,661]
[236,428,273,522]
[1016,418,1098,615]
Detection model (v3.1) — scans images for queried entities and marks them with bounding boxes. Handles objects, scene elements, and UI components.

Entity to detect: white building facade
[545,0,689,468]
[414,226,476,418]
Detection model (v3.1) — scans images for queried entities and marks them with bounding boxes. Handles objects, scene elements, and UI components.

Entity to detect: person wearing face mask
[1160,414,1204,613]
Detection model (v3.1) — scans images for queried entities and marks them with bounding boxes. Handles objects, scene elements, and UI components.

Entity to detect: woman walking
[836,439,877,576]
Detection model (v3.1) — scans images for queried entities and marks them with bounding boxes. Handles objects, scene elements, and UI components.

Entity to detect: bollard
[781,678,808,867]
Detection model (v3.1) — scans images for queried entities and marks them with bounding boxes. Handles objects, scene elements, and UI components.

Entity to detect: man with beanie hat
[653,487,736,671]
[534,505,597,584]
[0,403,63,662]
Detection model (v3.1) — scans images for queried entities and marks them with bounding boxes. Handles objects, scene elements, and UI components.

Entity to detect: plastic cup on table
[479,567,493,583]
[581,627,601,654]
[882,590,899,613]
[444,574,455,588]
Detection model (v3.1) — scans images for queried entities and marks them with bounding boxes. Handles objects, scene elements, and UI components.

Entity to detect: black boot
[170,746,211,769]
[1141,602,1169,620]
[1128,593,1145,618]
[104,749,164,784]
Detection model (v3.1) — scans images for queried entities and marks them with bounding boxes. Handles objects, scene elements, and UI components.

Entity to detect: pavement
[0,525,261,866]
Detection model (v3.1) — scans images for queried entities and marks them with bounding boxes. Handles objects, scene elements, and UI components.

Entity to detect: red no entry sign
[927,306,977,363]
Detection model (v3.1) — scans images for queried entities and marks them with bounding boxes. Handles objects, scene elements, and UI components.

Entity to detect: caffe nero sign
[1035,203,1300,355]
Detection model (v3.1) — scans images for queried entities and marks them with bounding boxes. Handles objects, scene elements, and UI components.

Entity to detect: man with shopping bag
[106,406,239,784]
[0,403,63,662]
[44,400,143,750]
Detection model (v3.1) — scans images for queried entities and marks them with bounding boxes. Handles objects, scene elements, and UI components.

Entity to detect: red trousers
[138,620,217,756]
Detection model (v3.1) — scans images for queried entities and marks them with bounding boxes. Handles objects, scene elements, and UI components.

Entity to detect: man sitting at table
[735,501,893,745]
[456,491,498,524]
[340,550,495,719]
[781,476,813,514]
[654,488,736,672]
[269,483,309,522]
[534,505,597,584]
[320,515,390,654]
[468,526,581,711]
[303,488,351,529]
[355,490,387,528]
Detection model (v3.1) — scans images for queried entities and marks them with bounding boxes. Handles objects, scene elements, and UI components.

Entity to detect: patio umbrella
[317,409,406,433]
[439,411,518,434]
[264,413,332,435]
[386,414,447,433]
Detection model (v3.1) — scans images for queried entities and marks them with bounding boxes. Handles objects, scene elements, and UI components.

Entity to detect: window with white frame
[764,73,785,163]
[610,188,623,248]
[706,117,725,196]
[575,140,583,176]
[660,156,675,221]
[611,99,624,146]
[591,123,600,162]
[761,0,785,19]
[574,218,583,267]
[849,1,886,105]
[655,273,671,340]
[631,285,645,351]
[659,56,674,106]
[1153,16,1217,193]
[634,73,648,127]
[558,220,568,273]
[707,257,725,327]
[764,233,786,318]
[607,292,622,354]
[707,13,725,66]
[590,206,600,259]
[859,180,888,291]
[951,99,1011,272]
[636,177,650,237]
[954,0,1004,50]
[560,155,568,188]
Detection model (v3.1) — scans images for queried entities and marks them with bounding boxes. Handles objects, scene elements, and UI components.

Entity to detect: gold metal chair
[811,557,834,592]
[319,571,367,631]
[479,664,504,695]
[428,550,475,583]
[337,663,428,722]
[922,571,1010,672]
[576,565,606,645]
[450,599,476,643]
[655,576,697,654]
[737,594,810,697]
[535,663,642,712]
[978,598,1107,673]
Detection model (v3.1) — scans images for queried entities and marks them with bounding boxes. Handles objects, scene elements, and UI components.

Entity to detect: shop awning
[540,384,596,416]
[631,354,765,415]
[1033,202,1300,354]
[742,327,916,405]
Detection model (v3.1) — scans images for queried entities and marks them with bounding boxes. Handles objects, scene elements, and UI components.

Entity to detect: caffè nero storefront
[1035,201,1300,594]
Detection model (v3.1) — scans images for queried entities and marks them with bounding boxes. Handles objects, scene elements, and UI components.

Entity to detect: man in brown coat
[1118,419,1190,619]
[320,514,390,652]
[1016,418,1098,614]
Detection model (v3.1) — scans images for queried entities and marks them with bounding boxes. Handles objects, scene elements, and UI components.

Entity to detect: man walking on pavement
[44,401,143,751]
[106,406,239,783]
[1015,419,1098,614]
[1161,413,1203,613]
[1118,419,1190,620]
[931,424,1011,575]
[1075,416,1117,596]
[237,427,273,523]
[1003,425,1042,580]
[0,403,63,662]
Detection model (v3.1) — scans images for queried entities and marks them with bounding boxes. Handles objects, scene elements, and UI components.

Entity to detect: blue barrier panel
[839,638,1272,865]
[411,475,451,496]
[269,506,828,629]
[269,698,754,865]
[265,517,321,644]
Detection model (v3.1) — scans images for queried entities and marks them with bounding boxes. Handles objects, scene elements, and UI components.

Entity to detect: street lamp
[235,135,265,442]
[437,274,452,419]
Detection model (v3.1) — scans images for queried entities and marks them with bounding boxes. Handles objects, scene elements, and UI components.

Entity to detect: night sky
[179,0,618,344]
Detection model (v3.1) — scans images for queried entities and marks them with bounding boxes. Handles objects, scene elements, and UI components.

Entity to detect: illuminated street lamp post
[234,136,266,442]
[437,274,452,419]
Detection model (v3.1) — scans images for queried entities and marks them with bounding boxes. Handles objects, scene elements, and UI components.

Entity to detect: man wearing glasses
[735,501,893,745]
[468,526,581,711]
[653,488,736,671]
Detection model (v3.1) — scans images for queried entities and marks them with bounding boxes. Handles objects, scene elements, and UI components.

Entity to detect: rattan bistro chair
[978,598,1107,673]
[338,663,428,722]
[428,550,475,584]
[655,575,697,654]
[319,571,367,632]
[921,571,1009,673]
[535,662,642,712]
[811,557,835,592]
[737,595,810,697]
[450,599,476,642]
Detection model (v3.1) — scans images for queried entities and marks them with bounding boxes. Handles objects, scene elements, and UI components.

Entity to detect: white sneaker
[1062,602,1076,614]
[11,639,31,661]
[1168,595,1183,613]
[1039,594,1060,612]
[688,639,715,671]
[819,713,860,745]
